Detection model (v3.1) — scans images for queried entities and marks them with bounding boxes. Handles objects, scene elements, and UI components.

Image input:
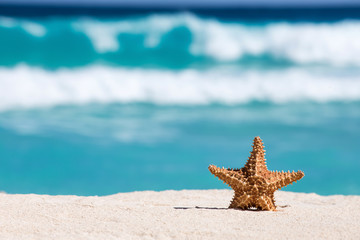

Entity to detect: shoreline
[0,189,359,239]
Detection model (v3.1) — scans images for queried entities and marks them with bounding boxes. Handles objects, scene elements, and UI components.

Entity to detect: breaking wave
[1,14,360,67]
[0,65,359,111]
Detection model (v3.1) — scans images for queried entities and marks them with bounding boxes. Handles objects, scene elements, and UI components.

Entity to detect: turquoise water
[0,12,360,195]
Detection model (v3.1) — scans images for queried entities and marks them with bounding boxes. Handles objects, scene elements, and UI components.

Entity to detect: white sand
[0,190,359,239]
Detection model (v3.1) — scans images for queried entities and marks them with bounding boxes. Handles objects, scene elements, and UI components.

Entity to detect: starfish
[209,136,304,211]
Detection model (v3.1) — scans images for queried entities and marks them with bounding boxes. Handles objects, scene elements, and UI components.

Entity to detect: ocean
[0,6,359,196]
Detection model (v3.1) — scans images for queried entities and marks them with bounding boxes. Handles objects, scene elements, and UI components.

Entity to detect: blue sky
[1,0,360,7]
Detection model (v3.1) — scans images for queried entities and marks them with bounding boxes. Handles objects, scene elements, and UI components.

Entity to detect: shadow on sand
[174,205,290,211]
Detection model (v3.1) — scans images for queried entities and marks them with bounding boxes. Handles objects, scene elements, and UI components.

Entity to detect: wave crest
[1,14,360,67]
[0,65,359,111]
[74,14,360,66]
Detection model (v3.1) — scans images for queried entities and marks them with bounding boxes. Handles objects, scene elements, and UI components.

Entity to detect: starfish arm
[208,165,246,191]
[256,195,276,211]
[242,137,268,174]
[229,192,250,209]
[229,192,276,211]
[269,170,305,190]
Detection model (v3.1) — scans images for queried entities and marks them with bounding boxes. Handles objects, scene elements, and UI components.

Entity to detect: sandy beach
[0,190,359,239]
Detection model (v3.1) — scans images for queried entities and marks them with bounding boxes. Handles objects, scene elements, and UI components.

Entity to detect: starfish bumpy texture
[209,136,304,211]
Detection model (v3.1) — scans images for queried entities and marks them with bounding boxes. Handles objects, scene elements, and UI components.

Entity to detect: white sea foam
[2,14,360,66]
[72,15,180,52]
[0,65,359,111]
[73,14,360,66]
[0,16,46,37]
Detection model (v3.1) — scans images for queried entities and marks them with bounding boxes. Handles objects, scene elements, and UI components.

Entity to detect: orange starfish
[209,136,304,211]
